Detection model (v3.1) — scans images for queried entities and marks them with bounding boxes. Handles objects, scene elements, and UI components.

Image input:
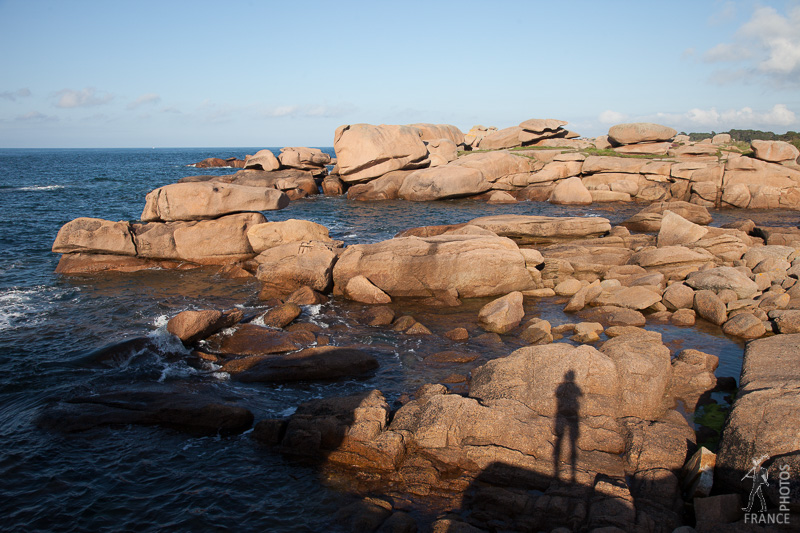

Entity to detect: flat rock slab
[36,388,253,436]
[233,346,379,383]
[205,323,311,356]
[716,333,800,509]
[467,214,611,245]
[591,286,662,310]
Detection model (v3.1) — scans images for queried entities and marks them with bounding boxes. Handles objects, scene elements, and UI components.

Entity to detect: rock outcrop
[141,182,289,222]
[334,124,430,183]
[716,334,800,511]
[332,234,537,299]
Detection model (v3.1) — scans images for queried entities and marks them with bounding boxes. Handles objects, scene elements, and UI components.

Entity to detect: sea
[0,147,783,531]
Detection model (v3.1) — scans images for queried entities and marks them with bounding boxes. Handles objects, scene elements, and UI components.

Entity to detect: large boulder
[397,166,491,201]
[591,286,662,310]
[685,266,759,299]
[255,240,338,297]
[262,390,397,471]
[408,123,465,145]
[716,334,800,511]
[548,176,593,205]
[519,118,568,135]
[599,333,672,420]
[424,138,458,167]
[449,151,539,184]
[243,149,280,171]
[607,123,677,145]
[167,308,243,345]
[246,219,331,254]
[751,140,800,163]
[130,213,265,263]
[53,218,136,255]
[278,147,331,170]
[476,126,524,150]
[171,213,264,264]
[630,246,716,280]
[478,291,525,333]
[334,124,430,183]
[141,182,289,222]
[332,234,535,299]
[622,201,712,232]
[467,214,611,245]
[723,156,800,189]
[656,211,709,247]
[345,169,414,201]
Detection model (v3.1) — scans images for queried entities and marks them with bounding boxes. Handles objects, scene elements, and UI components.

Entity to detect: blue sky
[1,0,799,147]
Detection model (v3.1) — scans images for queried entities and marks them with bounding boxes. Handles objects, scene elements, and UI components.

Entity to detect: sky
[1,0,799,148]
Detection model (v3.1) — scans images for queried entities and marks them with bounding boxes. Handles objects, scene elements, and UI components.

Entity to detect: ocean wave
[0,285,75,331]
[13,185,65,192]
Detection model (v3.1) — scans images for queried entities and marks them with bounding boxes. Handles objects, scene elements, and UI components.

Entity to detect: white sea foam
[147,323,190,356]
[16,184,65,191]
[0,286,71,331]
[279,406,297,417]
[212,371,230,381]
[157,362,197,383]
[152,314,169,328]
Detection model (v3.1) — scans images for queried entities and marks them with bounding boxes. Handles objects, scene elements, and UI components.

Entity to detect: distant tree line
[680,129,800,150]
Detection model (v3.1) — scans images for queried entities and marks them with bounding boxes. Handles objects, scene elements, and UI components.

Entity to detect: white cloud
[54,87,113,108]
[708,1,737,26]
[598,110,627,124]
[265,105,300,117]
[15,111,57,122]
[1,88,32,101]
[263,103,357,119]
[703,42,750,62]
[704,5,800,86]
[655,104,797,131]
[126,93,161,110]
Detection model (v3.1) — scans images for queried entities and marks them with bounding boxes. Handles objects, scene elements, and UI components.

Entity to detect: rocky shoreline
[45,120,800,532]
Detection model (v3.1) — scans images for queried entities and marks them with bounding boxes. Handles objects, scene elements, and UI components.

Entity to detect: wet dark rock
[205,323,310,356]
[444,327,469,341]
[424,351,479,364]
[360,306,396,327]
[285,285,329,305]
[258,302,302,328]
[82,336,187,367]
[37,388,253,436]
[233,346,379,383]
[334,498,393,533]
[167,308,243,345]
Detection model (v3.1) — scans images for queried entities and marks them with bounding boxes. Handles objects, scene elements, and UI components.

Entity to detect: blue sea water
[0,147,771,531]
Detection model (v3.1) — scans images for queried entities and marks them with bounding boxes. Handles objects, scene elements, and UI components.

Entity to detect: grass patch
[693,402,732,452]
[457,145,575,157]
[581,147,670,160]
[510,145,575,152]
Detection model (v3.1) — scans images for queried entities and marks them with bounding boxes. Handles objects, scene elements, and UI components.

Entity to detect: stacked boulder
[464,125,497,149]
[607,122,677,155]
[53,180,290,274]
[276,147,331,177]
[256,329,709,531]
[330,119,800,208]
[475,118,577,150]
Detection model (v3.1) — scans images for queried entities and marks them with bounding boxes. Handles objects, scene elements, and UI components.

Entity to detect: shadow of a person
[553,369,583,483]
